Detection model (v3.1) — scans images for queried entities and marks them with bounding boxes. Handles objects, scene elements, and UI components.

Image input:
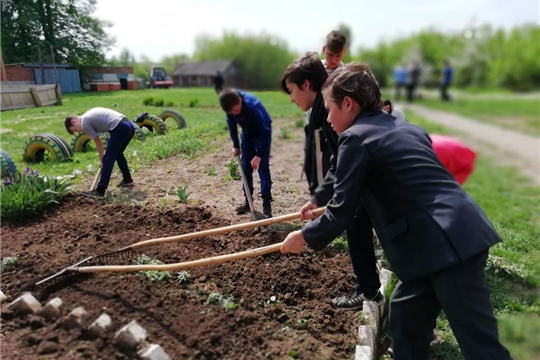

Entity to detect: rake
[35,207,326,286]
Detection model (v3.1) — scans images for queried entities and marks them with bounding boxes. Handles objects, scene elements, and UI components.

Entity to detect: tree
[194,32,296,90]
[1,0,112,67]
[161,53,190,75]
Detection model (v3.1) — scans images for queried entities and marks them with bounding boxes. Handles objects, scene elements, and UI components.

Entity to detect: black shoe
[332,290,385,311]
[235,202,250,215]
[81,189,105,199]
[263,204,272,219]
[117,179,134,188]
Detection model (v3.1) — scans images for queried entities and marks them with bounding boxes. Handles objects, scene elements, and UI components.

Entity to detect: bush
[0,168,72,222]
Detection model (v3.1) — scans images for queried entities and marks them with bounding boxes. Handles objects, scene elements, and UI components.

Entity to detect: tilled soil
[1,195,360,360]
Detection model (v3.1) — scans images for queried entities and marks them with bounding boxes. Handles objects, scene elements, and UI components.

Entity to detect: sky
[94,0,540,62]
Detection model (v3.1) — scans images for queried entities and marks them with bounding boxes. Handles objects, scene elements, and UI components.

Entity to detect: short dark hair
[281,52,328,94]
[325,30,347,53]
[383,100,393,113]
[219,88,241,112]
[322,62,382,111]
[64,115,77,135]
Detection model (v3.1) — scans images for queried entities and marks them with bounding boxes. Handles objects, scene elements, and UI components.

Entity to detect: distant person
[219,88,273,218]
[383,100,406,121]
[407,61,422,102]
[214,71,224,94]
[322,30,347,74]
[64,107,135,199]
[441,60,454,101]
[393,65,408,101]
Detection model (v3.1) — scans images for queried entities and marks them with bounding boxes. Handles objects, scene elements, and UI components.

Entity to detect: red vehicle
[148,67,174,89]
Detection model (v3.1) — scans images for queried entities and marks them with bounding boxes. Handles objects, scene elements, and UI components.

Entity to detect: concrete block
[354,345,373,360]
[87,313,112,338]
[60,306,87,329]
[358,325,377,353]
[362,301,380,331]
[138,344,171,360]
[379,269,393,295]
[115,320,147,349]
[39,297,63,320]
[9,293,42,315]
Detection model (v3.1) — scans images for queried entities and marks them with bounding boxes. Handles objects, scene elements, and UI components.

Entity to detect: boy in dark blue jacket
[219,89,273,218]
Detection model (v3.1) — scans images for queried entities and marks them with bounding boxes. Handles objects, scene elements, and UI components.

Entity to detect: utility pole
[49,44,58,85]
[38,47,45,84]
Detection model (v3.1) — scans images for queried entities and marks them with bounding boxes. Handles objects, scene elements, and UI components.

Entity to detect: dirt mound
[1,195,359,359]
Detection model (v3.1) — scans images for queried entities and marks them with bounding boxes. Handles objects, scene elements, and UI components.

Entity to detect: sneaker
[235,202,250,215]
[81,189,105,199]
[117,179,134,188]
[332,290,385,311]
[263,204,272,219]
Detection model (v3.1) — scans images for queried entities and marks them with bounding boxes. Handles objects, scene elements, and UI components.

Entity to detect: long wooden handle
[73,242,283,273]
[236,155,257,219]
[130,207,326,250]
[90,167,101,191]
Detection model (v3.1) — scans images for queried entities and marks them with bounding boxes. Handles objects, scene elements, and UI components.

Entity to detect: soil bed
[1,194,359,359]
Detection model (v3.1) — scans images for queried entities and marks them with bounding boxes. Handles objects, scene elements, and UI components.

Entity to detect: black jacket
[303,110,501,282]
[304,92,339,195]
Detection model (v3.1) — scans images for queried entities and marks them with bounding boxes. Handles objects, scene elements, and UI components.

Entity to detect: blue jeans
[240,134,272,206]
[97,119,135,191]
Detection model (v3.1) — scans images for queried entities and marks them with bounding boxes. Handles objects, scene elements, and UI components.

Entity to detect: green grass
[414,97,540,136]
[0,88,303,182]
[408,111,540,360]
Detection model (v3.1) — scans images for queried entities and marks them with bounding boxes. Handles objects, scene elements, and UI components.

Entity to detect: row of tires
[0,111,187,177]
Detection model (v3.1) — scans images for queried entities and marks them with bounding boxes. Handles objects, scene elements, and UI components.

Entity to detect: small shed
[171,60,242,88]
[83,66,138,91]
[3,63,81,93]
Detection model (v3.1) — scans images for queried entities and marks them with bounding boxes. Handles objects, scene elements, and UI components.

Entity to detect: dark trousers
[394,83,405,101]
[389,250,512,360]
[240,134,272,206]
[406,84,417,102]
[441,84,451,101]
[97,120,135,191]
[347,207,381,295]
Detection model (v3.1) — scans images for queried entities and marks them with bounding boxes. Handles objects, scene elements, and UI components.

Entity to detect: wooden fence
[1,84,62,111]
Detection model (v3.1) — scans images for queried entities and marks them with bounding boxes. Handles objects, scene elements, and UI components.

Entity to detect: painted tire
[44,133,74,159]
[159,110,187,129]
[0,148,18,179]
[135,113,167,135]
[71,133,110,152]
[132,123,147,141]
[24,133,73,162]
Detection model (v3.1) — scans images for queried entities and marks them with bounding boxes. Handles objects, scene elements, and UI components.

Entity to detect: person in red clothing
[430,134,476,185]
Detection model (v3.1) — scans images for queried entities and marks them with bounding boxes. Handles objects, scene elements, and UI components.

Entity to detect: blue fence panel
[34,69,81,93]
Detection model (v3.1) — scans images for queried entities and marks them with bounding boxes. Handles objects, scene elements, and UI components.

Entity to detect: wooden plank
[30,87,43,107]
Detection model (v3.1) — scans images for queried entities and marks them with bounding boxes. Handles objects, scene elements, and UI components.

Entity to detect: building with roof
[171,60,243,88]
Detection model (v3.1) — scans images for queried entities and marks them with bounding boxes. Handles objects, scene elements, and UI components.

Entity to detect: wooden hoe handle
[90,167,101,191]
[129,207,326,249]
[73,242,284,273]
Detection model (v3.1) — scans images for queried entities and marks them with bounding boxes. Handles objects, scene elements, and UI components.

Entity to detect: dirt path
[77,117,311,222]
[401,104,540,185]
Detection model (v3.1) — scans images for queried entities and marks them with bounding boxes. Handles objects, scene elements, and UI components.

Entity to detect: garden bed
[1,194,361,359]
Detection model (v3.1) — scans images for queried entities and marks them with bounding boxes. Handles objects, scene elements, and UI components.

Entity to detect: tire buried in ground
[134,114,167,135]
[132,123,147,141]
[71,133,110,152]
[24,133,73,162]
[0,148,18,179]
[159,110,187,129]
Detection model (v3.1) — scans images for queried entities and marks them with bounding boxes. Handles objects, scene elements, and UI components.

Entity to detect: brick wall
[4,64,35,82]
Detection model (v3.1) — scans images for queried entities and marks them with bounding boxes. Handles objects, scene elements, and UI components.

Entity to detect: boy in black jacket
[281,53,383,309]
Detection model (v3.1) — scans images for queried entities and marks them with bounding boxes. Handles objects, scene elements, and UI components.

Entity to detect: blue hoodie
[226,91,272,157]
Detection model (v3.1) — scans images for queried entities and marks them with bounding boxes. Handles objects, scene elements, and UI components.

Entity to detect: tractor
[148,66,174,89]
